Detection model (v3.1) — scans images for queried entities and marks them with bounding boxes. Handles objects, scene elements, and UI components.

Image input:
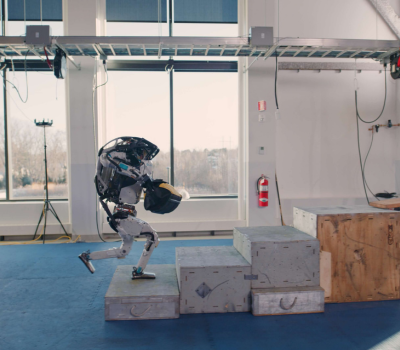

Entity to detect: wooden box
[252,286,324,316]
[233,226,320,289]
[105,264,179,320]
[176,246,251,314]
[293,205,400,303]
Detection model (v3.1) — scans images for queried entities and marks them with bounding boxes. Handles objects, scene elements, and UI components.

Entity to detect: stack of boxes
[105,225,324,320]
[175,226,324,316]
[233,226,324,316]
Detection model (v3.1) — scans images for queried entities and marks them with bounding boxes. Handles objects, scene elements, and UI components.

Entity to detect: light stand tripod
[33,119,68,243]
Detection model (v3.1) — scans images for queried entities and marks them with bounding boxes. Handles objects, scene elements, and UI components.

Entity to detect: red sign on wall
[258,100,266,111]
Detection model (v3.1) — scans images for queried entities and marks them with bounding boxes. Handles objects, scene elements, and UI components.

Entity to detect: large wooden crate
[293,205,400,303]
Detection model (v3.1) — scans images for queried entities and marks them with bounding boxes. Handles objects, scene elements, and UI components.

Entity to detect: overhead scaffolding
[0,36,398,62]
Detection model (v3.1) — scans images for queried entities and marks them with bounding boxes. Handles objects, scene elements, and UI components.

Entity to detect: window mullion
[3,70,9,200]
[169,68,174,186]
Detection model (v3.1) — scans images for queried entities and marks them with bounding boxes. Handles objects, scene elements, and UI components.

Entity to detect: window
[105,61,239,198]
[106,71,171,180]
[6,0,63,36]
[174,72,238,196]
[107,0,168,37]
[106,0,237,38]
[173,0,237,38]
[6,70,68,199]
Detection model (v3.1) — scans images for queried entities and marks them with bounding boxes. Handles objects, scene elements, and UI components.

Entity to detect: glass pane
[107,0,167,22]
[174,72,238,196]
[174,0,237,24]
[8,0,62,21]
[106,71,170,180]
[0,86,5,199]
[7,71,68,199]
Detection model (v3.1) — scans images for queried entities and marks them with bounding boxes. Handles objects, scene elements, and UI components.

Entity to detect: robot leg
[132,230,160,279]
[78,227,134,274]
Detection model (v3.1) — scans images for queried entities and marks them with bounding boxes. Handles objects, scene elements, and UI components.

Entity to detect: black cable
[355,66,387,124]
[92,61,119,243]
[362,131,379,201]
[95,199,106,242]
[1,50,30,103]
[355,66,387,204]
[356,115,370,203]
[275,53,279,109]
[93,62,108,243]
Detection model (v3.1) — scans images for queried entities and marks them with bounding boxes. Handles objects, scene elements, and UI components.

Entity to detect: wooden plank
[370,198,400,209]
[320,251,331,298]
[317,216,339,303]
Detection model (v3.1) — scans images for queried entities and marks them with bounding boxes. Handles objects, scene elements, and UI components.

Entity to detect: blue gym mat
[0,239,399,350]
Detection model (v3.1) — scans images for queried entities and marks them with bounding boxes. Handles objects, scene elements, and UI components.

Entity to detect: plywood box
[233,226,320,289]
[293,205,400,303]
[105,264,179,320]
[176,246,251,314]
[252,286,324,316]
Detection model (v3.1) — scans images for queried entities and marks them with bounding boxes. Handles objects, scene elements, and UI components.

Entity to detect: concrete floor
[1,239,400,350]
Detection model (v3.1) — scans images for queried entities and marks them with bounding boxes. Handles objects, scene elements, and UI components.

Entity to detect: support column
[64,0,106,239]
[245,0,279,226]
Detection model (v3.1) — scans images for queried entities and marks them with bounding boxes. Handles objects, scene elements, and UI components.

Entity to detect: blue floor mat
[1,239,400,350]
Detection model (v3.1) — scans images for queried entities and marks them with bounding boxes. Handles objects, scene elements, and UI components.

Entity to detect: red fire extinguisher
[257,175,269,207]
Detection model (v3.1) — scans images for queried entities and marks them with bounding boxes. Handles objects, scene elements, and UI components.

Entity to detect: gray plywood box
[105,264,179,320]
[233,226,320,289]
[252,286,324,316]
[176,246,251,314]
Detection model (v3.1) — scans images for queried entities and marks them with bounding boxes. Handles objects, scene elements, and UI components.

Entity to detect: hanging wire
[354,65,387,204]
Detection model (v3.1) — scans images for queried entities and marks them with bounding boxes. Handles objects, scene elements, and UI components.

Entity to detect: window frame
[0,60,68,202]
[107,59,239,199]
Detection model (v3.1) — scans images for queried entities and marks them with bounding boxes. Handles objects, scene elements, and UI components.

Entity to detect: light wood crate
[294,205,400,303]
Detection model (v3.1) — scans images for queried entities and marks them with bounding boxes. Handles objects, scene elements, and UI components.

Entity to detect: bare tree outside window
[7,71,68,199]
[173,72,238,196]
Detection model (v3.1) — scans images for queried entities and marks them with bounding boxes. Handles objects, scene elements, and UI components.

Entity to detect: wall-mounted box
[250,27,273,47]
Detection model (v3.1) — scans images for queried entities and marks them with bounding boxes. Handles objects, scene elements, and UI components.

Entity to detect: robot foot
[132,267,156,280]
[79,251,95,274]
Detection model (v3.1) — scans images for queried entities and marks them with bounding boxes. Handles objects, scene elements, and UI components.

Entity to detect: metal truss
[0,36,398,62]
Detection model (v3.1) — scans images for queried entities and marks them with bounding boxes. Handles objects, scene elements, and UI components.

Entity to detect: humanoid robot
[79,137,182,279]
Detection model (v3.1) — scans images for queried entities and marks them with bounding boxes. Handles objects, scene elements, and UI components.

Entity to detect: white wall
[2,0,400,236]
[247,0,400,225]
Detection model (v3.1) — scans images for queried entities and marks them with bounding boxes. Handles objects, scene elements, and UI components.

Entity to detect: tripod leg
[48,202,69,236]
[33,208,45,240]
[43,206,48,244]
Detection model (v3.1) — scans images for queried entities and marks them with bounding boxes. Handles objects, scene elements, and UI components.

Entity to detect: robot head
[99,137,159,167]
